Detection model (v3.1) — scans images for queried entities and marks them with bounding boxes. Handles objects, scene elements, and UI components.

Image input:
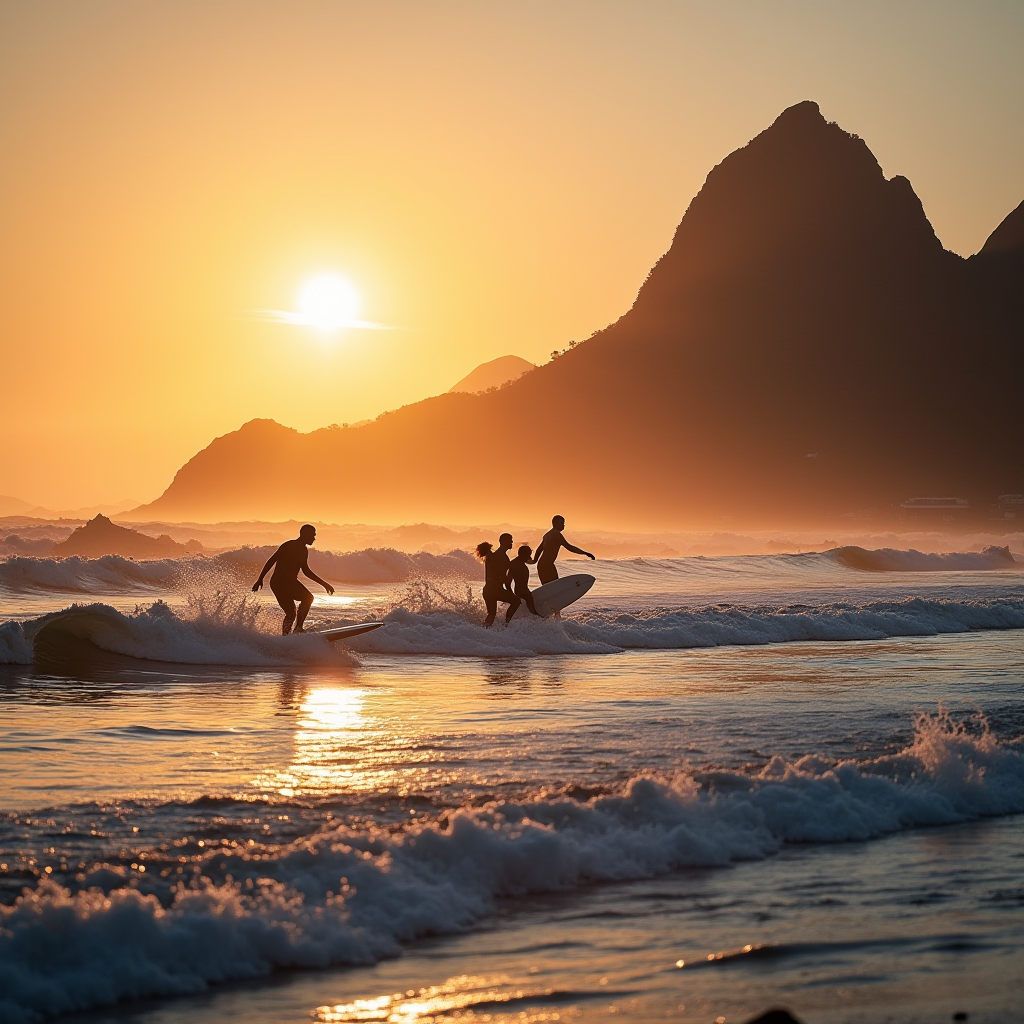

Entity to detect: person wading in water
[533,515,595,584]
[252,524,335,634]
[505,544,539,623]
[476,533,515,627]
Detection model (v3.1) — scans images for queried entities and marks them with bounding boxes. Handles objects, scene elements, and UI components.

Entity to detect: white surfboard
[318,622,385,642]
[511,573,595,620]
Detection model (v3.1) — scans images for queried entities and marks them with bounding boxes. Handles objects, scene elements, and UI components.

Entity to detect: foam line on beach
[0,708,1020,1023]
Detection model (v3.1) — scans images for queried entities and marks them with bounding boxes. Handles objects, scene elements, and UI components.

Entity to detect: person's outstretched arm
[563,539,596,560]
[252,546,282,591]
[300,551,335,595]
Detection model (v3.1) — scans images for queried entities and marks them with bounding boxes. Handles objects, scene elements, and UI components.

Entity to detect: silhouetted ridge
[135,102,1023,527]
[978,199,1024,256]
[635,100,947,320]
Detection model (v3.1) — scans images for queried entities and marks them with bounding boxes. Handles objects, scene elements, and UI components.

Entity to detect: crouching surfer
[476,533,516,627]
[505,544,539,624]
[252,524,335,634]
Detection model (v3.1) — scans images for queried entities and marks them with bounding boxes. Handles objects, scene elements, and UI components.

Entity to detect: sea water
[0,550,1022,1023]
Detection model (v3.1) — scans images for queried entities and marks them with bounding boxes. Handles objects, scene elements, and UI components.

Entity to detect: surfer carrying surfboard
[251,524,335,635]
[476,533,516,627]
[533,515,595,585]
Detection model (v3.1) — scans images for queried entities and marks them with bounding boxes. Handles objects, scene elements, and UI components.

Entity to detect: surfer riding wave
[252,524,335,634]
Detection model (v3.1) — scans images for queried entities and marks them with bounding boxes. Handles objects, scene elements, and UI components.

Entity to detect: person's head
[517,544,532,560]
[299,524,316,545]
[475,541,493,559]
[552,515,565,530]
[499,532,513,550]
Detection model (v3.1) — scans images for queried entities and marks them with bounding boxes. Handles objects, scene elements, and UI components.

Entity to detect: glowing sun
[250,273,392,332]
[296,273,361,330]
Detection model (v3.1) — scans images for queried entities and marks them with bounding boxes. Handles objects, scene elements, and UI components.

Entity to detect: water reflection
[254,680,468,800]
[315,974,566,1023]
[482,660,567,693]
[258,685,371,797]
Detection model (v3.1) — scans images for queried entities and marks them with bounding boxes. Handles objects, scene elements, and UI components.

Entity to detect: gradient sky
[2,0,1022,509]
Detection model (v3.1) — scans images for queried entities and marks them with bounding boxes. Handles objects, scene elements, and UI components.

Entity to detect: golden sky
[1,0,1022,509]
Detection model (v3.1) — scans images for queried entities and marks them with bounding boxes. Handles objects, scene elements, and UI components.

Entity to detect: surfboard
[511,573,595,620]
[317,622,385,642]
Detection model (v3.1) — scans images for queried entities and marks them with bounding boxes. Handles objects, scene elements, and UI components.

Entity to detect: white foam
[0,620,32,664]
[0,709,1019,1023]
[342,596,1024,656]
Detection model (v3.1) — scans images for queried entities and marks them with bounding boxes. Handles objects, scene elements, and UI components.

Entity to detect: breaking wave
[0,547,480,595]
[832,544,1020,572]
[3,594,1022,665]
[2,601,355,668]
[1,708,1019,1023]
[343,595,1024,656]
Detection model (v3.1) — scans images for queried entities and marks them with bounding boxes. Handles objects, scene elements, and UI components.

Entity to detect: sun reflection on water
[254,685,375,797]
[252,684,458,799]
[314,974,567,1023]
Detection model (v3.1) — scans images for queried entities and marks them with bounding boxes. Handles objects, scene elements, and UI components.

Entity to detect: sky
[1,0,1022,510]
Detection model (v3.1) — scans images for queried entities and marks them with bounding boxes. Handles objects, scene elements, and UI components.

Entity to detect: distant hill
[52,515,203,559]
[134,101,1023,529]
[449,355,535,394]
[0,496,143,519]
[0,496,36,517]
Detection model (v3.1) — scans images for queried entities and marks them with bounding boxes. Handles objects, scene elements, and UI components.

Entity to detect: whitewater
[0,546,1022,1023]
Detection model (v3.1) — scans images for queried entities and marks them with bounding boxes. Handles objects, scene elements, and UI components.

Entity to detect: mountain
[0,496,144,520]
[135,101,1023,528]
[52,515,203,559]
[449,355,536,394]
[0,496,36,517]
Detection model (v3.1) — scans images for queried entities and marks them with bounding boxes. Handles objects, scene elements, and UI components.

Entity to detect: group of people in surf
[252,515,595,635]
[476,515,595,627]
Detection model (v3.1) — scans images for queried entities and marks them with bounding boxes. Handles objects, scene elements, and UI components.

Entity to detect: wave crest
[9,600,355,668]
[342,595,1024,656]
[832,544,1020,572]
[0,547,482,595]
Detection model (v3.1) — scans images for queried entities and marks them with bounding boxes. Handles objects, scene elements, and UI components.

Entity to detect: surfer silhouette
[505,544,539,623]
[476,533,515,627]
[252,524,335,635]
[534,515,595,585]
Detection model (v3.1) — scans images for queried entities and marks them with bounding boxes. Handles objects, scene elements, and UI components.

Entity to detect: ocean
[1,548,1022,1023]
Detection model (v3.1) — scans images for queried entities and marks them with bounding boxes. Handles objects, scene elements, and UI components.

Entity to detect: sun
[296,273,361,330]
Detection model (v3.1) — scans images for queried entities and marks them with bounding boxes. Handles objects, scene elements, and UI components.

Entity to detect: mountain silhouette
[449,355,536,394]
[53,515,203,559]
[136,101,1022,528]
